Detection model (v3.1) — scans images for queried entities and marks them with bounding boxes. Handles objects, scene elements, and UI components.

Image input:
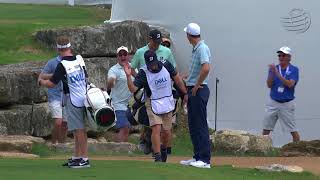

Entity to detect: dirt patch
[0,151,39,158]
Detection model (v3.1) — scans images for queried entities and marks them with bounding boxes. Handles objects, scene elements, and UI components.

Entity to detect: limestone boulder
[0,61,47,107]
[213,129,273,154]
[280,140,320,157]
[49,138,137,154]
[35,21,151,57]
[0,135,45,153]
[0,103,52,137]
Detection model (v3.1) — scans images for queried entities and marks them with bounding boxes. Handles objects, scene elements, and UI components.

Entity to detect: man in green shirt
[131,29,176,75]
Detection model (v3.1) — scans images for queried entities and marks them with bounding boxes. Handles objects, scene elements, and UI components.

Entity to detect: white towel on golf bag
[84,83,116,130]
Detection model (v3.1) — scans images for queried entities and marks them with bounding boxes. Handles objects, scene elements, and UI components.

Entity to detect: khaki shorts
[145,99,172,130]
[263,98,297,132]
[48,100,67,122]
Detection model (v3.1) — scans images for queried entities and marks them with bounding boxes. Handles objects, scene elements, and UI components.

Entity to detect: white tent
[111,0,320,146]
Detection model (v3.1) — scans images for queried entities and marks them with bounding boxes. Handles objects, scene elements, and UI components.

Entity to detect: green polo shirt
[131,44,176,69]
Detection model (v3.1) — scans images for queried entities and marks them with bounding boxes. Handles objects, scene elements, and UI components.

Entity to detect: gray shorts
[64,96,85,131]
[263,98,297,132]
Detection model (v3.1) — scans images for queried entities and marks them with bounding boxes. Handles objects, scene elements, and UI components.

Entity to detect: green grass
[0,3,110,64]
[0,159,318,180]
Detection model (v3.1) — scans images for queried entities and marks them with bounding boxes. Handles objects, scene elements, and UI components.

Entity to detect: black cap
[149,29,162,43]
[144,50,159,68]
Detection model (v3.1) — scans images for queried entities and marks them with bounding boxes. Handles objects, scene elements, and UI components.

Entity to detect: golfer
[263,46,300,142]
[38,36,90,168]
[180,23,212,169]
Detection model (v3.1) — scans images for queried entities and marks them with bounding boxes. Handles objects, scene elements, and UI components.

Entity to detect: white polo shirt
[107,63,133,111]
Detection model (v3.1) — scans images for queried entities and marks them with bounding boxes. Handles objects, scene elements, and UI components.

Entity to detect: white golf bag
[84,83,116,130]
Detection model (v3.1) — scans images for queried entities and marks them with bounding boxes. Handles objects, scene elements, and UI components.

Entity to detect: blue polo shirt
[42,56,63,103]
[269,64,299,101]
[186,40,211,86]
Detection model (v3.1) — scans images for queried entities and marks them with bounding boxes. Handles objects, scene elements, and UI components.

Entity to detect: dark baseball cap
[144,50,159,68]
[149,29,162,43]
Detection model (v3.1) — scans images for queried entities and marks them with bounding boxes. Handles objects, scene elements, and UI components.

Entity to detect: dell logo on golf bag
[70,73,85,83]
[155,77,168,85]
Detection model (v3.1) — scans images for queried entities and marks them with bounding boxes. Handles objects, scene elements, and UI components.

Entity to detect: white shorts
[263,98,297,132]
[48,101,67,121]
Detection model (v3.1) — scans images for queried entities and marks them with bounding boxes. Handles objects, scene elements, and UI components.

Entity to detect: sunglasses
[278,54,287,57]
[118,53,128,57]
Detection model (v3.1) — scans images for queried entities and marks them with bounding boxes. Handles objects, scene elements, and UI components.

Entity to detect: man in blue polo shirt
[39,37,67,144]
[263,46,300,142]
[180,23,212,169]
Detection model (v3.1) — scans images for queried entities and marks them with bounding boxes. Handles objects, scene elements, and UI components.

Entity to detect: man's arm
[172,73,187,95]
[123,63,138,93]
[267,67,274,88]
[106,77,116,91]
[39,79,56,88]
[195,63,210,87]
[276,74,296,88]
[39,73,53,80]
[267,75,273,88]
[39,63,64,88]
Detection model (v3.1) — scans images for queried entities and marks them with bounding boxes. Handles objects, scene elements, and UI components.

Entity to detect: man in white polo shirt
[263,46,300,142]
[107,46,133,142]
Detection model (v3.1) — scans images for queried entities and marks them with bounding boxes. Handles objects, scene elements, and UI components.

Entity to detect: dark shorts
[115,110,130,129]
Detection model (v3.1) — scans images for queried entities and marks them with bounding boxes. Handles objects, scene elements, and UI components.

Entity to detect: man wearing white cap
[263,46,300,142]
[180,23,212,169]
[107,46,133,142]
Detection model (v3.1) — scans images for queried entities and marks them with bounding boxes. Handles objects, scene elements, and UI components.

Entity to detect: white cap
[184,23,201,36]
[117,46,128,54]
[277,46,292,55]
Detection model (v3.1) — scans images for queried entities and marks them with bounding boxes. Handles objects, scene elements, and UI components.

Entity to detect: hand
[123,63,132,76]
[180,72,188,80]
[191,84,203,96]
[183,94,188,106]
[38,79,42,86]
[268,64,277,73]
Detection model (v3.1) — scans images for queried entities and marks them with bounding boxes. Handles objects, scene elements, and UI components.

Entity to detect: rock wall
[0,20,171,138]
[35,21,150,57]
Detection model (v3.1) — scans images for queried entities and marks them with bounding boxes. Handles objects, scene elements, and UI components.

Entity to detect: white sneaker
[180,158,196,166]
[190,161,211,169]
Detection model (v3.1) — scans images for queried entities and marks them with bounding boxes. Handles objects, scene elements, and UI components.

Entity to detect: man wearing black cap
[124,50,187,162]
[131,29,177,155]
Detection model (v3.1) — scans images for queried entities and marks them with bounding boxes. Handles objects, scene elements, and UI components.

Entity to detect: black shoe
[62,158,74,167]
[68,158,90,168]
[154,153,162,162]
[161,147,168,162]
[167,147,172,155]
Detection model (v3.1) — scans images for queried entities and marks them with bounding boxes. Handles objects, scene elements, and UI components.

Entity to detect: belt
[274,99,293,103]
[187,84,207,89]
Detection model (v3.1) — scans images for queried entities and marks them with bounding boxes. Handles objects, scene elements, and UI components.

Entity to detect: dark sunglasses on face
[118,53,128,57]
[278,54,286,57]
